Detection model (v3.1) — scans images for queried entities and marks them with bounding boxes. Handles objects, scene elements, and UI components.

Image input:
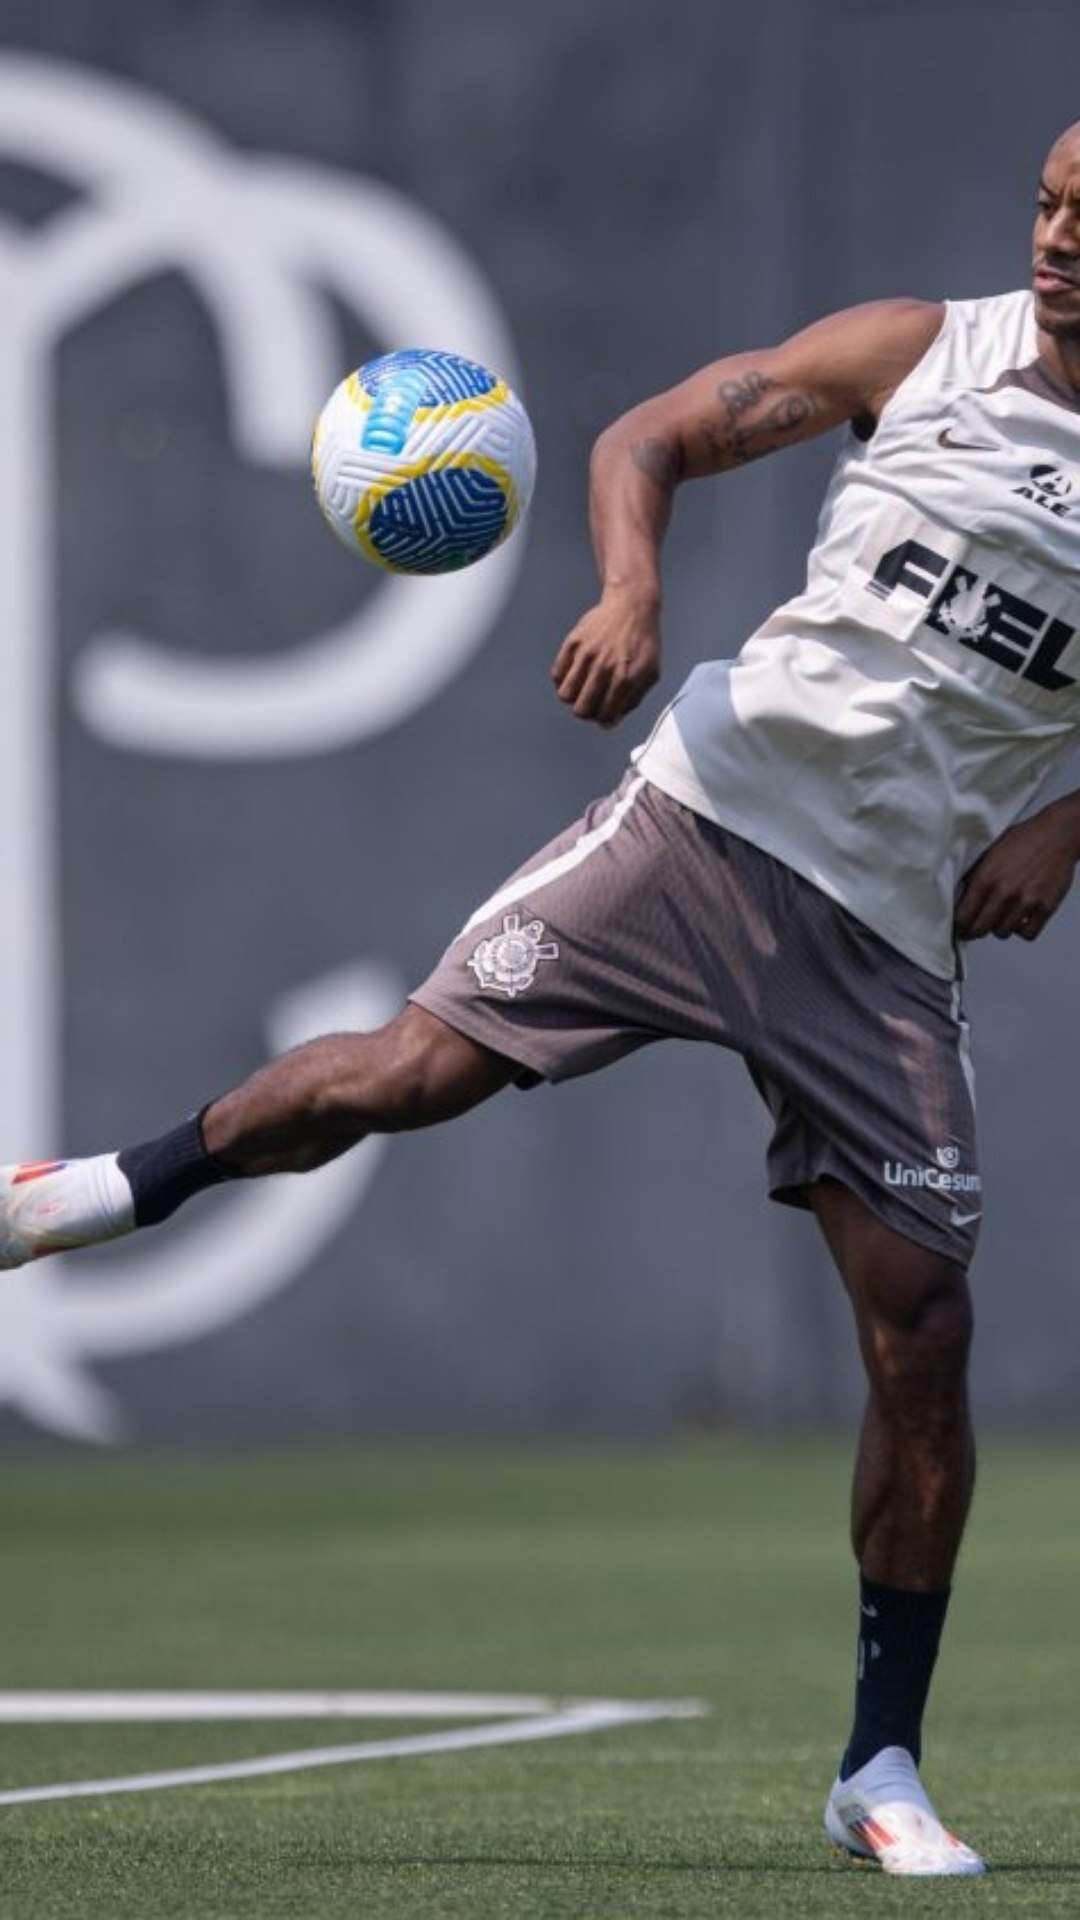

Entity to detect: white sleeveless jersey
[634,290,1080,979]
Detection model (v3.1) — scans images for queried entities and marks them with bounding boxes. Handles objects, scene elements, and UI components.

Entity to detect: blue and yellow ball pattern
[311,348,536,575]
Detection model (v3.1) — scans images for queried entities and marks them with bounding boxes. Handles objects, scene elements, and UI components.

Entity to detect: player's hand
[550,588,661,727]
[954,810,1079,943]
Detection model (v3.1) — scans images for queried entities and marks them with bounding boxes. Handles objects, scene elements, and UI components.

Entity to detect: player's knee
[371,1011,452,1131]
[304,1015,422,1138]
[860,1255,973,1419]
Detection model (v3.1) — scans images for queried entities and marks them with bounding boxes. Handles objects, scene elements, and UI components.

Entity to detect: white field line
[0,1700,707,1808]
[0,1690,679,1724]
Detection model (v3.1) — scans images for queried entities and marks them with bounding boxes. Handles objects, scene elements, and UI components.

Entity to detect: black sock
[840,1572,951,1779]
[117,1113,239,1227]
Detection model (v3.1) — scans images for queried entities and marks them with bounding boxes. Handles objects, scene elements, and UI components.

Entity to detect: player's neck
[1036,327,1080,395]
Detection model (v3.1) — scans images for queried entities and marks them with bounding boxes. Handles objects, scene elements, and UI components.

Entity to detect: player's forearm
[586,407,684,606]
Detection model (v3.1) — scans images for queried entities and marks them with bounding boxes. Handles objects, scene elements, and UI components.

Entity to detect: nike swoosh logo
[937,427,998,452]
[950,1210,982,1229]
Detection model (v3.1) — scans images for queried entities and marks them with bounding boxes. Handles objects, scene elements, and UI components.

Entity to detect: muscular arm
[553,298,944,725]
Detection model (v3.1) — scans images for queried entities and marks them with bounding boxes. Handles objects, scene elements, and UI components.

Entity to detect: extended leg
[202,1005,515,1173]
[0,1007,514,1264]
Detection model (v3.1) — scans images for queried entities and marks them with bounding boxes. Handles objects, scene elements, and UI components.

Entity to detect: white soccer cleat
[825,1745,985,1876]
[0,1157,133,1268]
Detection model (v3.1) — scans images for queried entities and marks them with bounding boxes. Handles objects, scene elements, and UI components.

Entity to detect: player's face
[1033,134,1080,338]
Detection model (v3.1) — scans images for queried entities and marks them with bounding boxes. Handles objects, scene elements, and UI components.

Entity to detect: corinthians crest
[469,913,559,997]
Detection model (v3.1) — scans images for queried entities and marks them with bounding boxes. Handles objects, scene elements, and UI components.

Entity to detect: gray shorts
[411,771,981,1265]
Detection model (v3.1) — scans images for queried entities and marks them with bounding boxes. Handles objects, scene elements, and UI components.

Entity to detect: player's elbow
[592,412,686,493]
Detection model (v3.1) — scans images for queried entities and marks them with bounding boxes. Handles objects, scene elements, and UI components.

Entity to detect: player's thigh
[411,771,716,1088]
[751,885,981,1270]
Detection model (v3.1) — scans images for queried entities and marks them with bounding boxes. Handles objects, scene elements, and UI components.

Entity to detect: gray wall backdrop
[0,0,1078,1444]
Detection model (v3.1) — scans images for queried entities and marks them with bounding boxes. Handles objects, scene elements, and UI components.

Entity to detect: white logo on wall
[0,53,526,1442]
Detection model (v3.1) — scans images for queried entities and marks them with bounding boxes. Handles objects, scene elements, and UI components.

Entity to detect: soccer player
[7,123,1080,1876]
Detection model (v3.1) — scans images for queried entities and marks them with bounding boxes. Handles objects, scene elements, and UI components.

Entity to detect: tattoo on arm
[707,370,813,465]
[629,366,816,492]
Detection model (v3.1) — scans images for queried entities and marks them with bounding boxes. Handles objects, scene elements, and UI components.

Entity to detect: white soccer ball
[311,347,536,574]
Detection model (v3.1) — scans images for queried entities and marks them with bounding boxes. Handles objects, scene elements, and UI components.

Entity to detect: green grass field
[0,1439,1077,1918]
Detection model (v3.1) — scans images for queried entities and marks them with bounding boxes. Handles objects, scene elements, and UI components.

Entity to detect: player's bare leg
[813,1178,976,1594]
[0,1007,514,1265]
[202,1006,515,1173]
[812,1178,983,1876]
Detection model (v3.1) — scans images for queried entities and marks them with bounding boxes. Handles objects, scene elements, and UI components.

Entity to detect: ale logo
[0,53,525,1441]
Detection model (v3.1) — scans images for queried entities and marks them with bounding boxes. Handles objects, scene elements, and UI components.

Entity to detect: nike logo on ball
[937,427,997,452]
[950,1209,982,1229]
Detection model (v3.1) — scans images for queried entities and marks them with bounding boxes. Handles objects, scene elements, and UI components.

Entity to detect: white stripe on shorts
[458,775,647,940]
[950,980,977,1110]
